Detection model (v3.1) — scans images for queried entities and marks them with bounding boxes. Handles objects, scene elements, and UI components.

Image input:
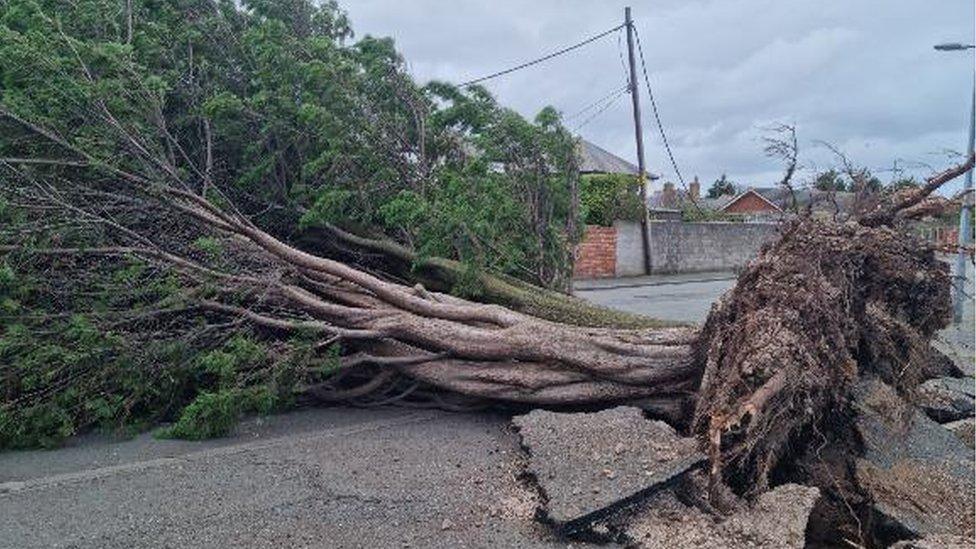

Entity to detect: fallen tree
[300,222,668,329]
[3,85,971,425]
[3,63,973,549]
[3,118,971,546]
[1,1,973,543]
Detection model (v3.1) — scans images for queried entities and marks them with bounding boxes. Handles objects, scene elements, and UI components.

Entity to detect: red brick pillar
[573,225,618,279]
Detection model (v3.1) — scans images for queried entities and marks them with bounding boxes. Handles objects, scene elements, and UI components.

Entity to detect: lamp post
[934,42,975,324]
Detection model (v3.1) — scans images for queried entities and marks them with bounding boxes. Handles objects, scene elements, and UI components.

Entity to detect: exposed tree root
[691,154,972,502]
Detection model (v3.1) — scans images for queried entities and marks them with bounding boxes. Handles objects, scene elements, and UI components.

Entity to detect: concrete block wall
[573,225,617,279]
[614,220,780,276]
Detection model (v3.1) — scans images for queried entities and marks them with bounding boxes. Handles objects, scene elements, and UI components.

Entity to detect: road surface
[0,408,571,549]
[574,272,735,324]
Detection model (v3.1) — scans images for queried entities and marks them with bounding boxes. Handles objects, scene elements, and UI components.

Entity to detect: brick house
[720,188,782,215]
[720,187,856,219]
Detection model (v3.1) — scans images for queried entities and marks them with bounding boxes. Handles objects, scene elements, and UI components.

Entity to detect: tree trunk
[301,223,672,329]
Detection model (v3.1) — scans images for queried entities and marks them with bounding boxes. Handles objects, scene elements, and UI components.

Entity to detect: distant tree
[813,169,850,192]
[889,177,921,192]
[707,174,738,198]
[864,176,883,193]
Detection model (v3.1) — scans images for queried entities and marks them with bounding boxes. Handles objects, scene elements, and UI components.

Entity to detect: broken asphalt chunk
[511,406,704,534]
[942,417,975,449]
[915,376,975,423]
[612,483,820,549]
[852,378,975,541]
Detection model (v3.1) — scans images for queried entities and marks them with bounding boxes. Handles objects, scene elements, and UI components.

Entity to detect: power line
[573,88,628,131]
[633,26,686,188]
[459,23,625,88]
[564,84,629,122]
[616,29,631,88]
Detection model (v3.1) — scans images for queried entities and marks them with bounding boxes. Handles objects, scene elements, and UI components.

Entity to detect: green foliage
[0,0,587,448]
[0,251,319,449]
[813,170,850,192]
[156,390,242,440]
[813,169,882,194]
[0,309,165,449]
[857,176,883,194]
[579,174,644,227]
[680,204,744,222]
[155,384,284,440]
[0,0,581,290]
[707,174,737,199]
[889,177,920,191]
[192,236,223,259]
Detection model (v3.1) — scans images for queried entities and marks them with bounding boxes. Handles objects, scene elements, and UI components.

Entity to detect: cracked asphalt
[0,408,575,549]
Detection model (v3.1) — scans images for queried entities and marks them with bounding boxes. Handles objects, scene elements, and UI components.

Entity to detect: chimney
[689,176,700,201]
[662,181,677,208]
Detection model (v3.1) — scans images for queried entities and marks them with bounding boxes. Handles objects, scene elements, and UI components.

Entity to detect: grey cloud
[343,0,974,192]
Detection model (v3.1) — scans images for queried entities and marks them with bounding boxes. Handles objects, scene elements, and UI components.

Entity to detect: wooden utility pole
[625,7,652,275]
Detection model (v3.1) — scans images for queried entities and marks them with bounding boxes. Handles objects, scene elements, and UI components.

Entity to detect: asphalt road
[574,272,736,323]
[0,408,571,549]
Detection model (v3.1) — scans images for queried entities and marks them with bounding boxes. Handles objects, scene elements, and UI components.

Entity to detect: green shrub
[580,173,644,227]
[156,384,285,441]
[0,259,307,450]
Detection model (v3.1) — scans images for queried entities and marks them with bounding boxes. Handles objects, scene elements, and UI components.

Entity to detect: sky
[341,0,975,194]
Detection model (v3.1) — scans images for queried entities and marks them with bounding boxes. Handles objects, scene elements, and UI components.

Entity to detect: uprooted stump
[692,218,955,495]
[677,214,974,547]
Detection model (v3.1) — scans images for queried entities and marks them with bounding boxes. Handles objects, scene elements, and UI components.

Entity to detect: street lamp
[934,42,975,324]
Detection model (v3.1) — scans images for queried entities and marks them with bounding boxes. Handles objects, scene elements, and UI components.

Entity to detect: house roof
[753,187,856,214]
[720,188,783,213]
[648,186,702,208]
[578,139,659,179]
[700,195,734,211]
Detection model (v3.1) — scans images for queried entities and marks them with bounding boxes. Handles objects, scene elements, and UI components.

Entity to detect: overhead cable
[459,23,625,87]
[633,26,686,188]
[573,88,629,131]
[564,84,630,122]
